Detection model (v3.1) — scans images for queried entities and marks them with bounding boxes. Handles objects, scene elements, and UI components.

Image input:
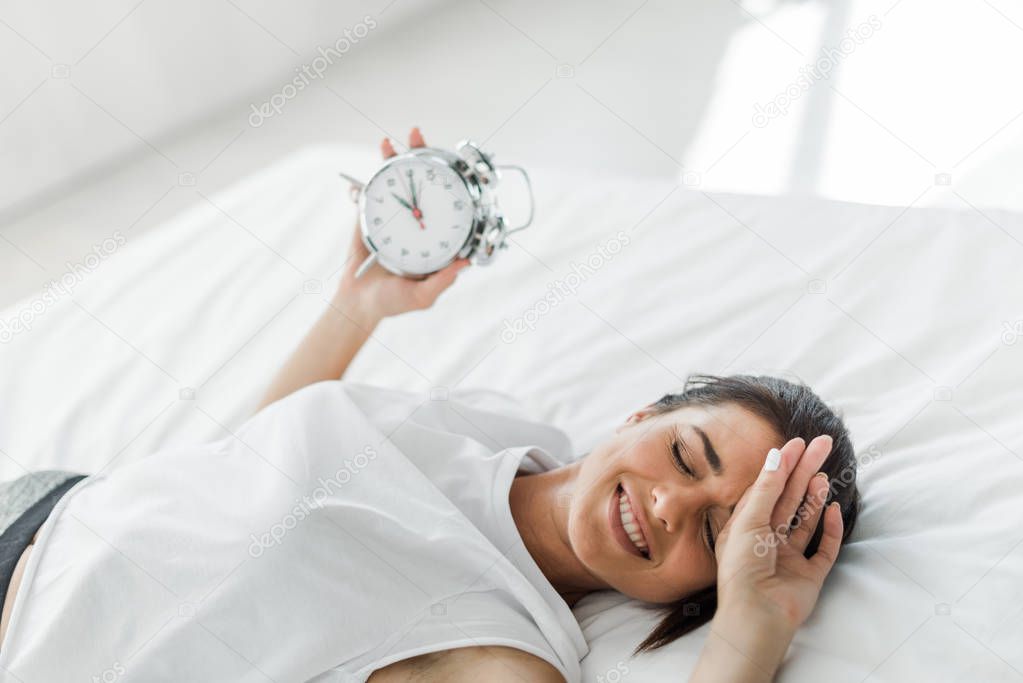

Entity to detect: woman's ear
[615,406,657,433]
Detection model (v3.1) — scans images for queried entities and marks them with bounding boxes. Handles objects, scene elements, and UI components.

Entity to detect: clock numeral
[439,241,449,249]
[372,195,384,204]
[381,236,391,245]
[386,178,396,187]
[453,200,464,210]
[419,250,430,258]
[426,169,436,181]
[373,217,382,226]
[400,247,409,256]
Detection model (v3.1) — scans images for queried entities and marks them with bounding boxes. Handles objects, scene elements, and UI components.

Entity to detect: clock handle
[496,165,534,234]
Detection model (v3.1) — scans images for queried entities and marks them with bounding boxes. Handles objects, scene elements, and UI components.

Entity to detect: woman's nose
[651,485,688,533]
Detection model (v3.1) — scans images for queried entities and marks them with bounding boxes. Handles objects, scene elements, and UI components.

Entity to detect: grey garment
[0,470,87,634]
[0,471,82,531]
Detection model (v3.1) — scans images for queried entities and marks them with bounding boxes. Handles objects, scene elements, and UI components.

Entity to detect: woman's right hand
[335,127,471,323]
[690,436,844,682]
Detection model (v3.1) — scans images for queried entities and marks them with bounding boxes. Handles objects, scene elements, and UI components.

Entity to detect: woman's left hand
[689,436,844,682]
[713,434,844,632]
[336,127,471,323]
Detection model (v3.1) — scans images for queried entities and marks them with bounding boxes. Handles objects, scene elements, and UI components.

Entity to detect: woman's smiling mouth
[610,483,651,560]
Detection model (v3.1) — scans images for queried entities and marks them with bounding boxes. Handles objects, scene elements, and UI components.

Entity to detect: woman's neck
[509,461,607,605]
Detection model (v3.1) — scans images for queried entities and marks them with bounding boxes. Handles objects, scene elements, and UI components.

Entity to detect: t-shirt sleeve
[448,387,533,422]
[339,381,577,465]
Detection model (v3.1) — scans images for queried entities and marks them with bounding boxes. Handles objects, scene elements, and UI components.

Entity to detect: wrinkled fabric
[0,380,587,682]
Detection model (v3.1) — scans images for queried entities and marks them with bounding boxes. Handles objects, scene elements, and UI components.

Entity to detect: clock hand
[395,167,417,211]
[394,168,425,230]
[391,192,425,230]
[390,192,413,211]
[408,172,426,232]
[407,169,418,209]
[412,176,428,230]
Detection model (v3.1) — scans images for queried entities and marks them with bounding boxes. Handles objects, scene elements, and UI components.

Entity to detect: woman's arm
[255,291,381,412]
[690,606,796,682]
[368,646,564,682]
[690,436,844,682]
[256,128,470,412]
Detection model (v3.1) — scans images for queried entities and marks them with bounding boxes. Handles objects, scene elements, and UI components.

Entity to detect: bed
[1,143,1021,681]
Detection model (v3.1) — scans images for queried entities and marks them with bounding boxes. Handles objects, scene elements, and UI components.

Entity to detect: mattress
[1,143,1021,681]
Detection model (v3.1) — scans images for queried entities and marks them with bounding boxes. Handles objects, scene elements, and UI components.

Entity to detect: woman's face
[568,402,779,603]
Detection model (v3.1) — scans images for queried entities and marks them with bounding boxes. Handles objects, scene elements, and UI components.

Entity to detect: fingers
[730,437,805,527]
[771,435,833,533]
[411,258,470,307]
[785,472,829,554]
[409,126,426,148]
[381,128,426,160]
[808,501,844,578]
[348,220,370,261]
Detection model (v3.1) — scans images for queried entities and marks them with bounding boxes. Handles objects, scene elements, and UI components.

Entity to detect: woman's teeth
[618,489,649,555]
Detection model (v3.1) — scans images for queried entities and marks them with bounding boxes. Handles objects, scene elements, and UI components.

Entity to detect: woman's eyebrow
[692,425,723,476]
[688,425,736,525]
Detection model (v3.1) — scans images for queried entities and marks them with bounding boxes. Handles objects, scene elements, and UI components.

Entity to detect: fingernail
[764,448,782,471]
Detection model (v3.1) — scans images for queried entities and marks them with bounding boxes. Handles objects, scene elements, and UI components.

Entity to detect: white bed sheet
[1,143,1021,682]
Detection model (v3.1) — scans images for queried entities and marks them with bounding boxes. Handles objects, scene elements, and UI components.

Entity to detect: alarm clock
[339,140,534,279]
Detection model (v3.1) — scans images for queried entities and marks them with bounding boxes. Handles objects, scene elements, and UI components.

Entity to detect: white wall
[0,0,445,215]
[2,0,1021,309]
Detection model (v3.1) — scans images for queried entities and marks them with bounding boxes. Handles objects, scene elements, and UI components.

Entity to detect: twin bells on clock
[339,140,534,279]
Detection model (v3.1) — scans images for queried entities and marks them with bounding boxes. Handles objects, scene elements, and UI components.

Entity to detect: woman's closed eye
[667,426,717,559]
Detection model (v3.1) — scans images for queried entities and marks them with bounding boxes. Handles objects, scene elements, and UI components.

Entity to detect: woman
[0,129,859,682]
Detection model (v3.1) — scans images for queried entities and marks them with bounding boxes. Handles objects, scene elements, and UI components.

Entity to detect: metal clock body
[340,140,533,278]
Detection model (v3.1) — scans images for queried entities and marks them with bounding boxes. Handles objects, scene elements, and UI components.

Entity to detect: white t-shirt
[0,380,589,682]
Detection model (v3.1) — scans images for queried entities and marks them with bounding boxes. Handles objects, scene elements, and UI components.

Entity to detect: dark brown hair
[633,373,861,654]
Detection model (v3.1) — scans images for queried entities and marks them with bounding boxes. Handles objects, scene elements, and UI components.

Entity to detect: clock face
[362,155,475,275]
